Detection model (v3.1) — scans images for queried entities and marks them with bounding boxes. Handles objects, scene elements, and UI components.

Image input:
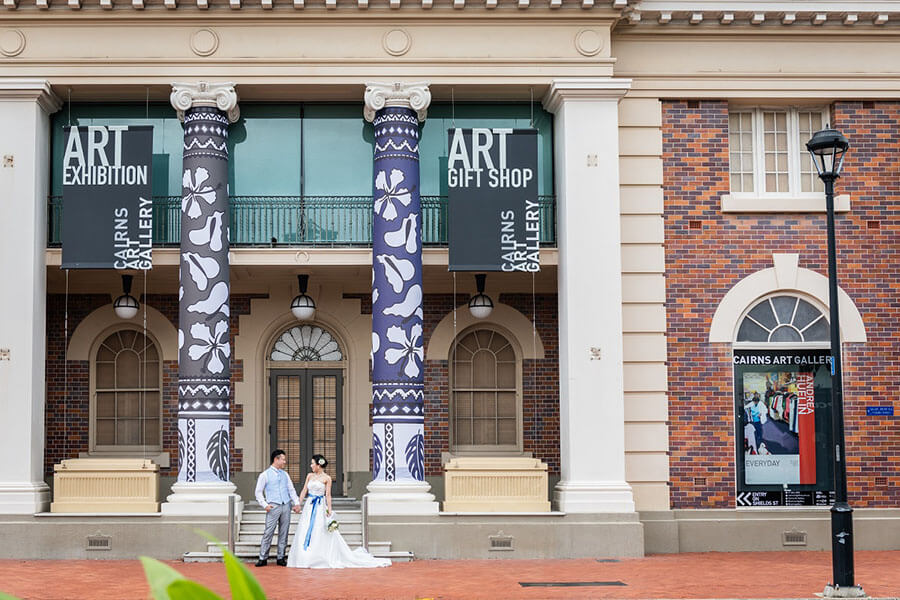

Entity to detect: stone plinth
[443,457,550,513]
[51,458,159,513]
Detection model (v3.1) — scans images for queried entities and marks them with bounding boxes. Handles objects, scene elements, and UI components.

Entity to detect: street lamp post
[806,128,863,598]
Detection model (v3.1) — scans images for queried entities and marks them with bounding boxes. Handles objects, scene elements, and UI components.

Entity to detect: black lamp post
[806,127,862,597]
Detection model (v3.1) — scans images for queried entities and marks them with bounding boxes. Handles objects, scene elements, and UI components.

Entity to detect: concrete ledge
[0,515,228,559]
[370,512,643,559]
[641,508,900,554]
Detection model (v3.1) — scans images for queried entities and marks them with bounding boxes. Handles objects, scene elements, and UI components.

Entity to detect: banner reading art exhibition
[61,125,153,269]
[733,349,834,507]
[447,128,539,272]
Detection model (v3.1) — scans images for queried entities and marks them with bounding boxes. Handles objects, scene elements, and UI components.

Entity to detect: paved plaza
[1,550,899,599]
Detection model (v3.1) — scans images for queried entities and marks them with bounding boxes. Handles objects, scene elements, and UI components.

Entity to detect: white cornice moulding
[542,78,632,113]
[0,79,62,113]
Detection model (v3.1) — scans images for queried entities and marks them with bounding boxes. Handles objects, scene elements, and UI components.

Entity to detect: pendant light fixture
[468,273,493,319]
[113,274,140,320]
[291,274,316,321]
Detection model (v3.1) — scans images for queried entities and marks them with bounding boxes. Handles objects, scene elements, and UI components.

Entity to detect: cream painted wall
[618,95,669,512]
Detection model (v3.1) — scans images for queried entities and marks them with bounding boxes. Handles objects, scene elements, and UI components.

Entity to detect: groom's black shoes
[276,558,287,566]
[255,559,267,567]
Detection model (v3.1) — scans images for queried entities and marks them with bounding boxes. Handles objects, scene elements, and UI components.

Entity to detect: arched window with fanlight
[92,328,162,451]
[450,327,521,452]
[736,295,831,344]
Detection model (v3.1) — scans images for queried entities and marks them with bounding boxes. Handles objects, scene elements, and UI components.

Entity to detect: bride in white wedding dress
[287,455,391,569]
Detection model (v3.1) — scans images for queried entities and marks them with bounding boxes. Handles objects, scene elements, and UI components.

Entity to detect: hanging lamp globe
[113,274,140,320]
[291,274,316,321]
[468,273,494,319]
[806,127,850,179]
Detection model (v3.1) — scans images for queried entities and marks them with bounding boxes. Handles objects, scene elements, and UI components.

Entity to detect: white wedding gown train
[286,480,391,569]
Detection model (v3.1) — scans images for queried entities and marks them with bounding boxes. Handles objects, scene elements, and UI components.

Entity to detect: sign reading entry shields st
[447,128,540,272]
[61,125,153,269]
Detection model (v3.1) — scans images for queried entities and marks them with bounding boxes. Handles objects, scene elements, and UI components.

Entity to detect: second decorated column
[364,82,437,515]
[163,82,241,516]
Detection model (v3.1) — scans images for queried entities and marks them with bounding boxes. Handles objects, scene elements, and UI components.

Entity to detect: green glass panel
[302,104,374,196]
[228,104,301,196]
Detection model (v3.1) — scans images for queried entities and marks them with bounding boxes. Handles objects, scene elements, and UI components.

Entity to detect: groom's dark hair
[271,449,286,464]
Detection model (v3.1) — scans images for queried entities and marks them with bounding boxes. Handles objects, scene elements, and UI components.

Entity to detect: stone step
[240,511,360,522]
[184,541,410,563]
[239,519,361,533]
[236,532,363,545]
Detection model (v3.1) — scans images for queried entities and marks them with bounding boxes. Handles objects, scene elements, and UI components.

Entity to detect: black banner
[447,128,539,272]
[61,125,153,269]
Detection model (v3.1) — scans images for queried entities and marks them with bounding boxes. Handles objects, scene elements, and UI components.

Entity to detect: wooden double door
[269,369,343,494]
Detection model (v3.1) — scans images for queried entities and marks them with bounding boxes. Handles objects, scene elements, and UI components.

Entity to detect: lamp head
[806,127,849,180]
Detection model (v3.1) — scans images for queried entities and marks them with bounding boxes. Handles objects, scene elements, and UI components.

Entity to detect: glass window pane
[454,418,472,445]
[802,317,830,342]
[474,419,496,445]
[472,350,496,388]
[747,301,778,329]
[116,350,140,388]
[498,419,516,445]
[143,419,160,446]
[117,391,141,417]
[96,419,115,445]
[453,362,472,387]
[794,299,825,331]
[771,296,798,325]
[96,392,116,418]
[497,393,516,418]
[96,362,115,389]
[117,419,141,445]
[737,319,770,342]
[497,362,515,389]
[140,361,160,388]
[769,325,803,343]
[454,392,472,417]
[143,392,160,416]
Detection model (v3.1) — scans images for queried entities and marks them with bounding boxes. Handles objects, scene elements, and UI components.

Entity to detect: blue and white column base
[366,481,438,516]
[161,481,243,516]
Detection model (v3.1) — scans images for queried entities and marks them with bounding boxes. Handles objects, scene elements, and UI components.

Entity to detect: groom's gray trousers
[259,503,292,560]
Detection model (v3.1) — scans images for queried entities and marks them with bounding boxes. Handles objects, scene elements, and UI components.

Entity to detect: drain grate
[782,530,807,546]
[86,535,111,551]
[519,581,626,588]
[595,558,620,563]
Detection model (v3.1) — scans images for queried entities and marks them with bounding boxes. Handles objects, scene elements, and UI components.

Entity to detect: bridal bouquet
[326,513,340,533]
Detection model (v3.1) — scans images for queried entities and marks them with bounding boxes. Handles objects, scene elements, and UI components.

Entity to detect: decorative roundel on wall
[270,325,344,362]
[190,29,219,57]
[574,29,604,57]
[0,30,26,58]
[383,29,412,57]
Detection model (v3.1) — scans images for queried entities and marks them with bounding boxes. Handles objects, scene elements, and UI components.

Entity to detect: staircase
[183,497,413,563]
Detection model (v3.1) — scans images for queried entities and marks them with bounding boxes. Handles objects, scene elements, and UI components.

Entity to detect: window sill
[441,450,529,465]
[721,194,850,213]
[80,450,169,468]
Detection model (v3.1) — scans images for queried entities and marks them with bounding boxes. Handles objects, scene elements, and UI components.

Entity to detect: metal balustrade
[47,195,557,247]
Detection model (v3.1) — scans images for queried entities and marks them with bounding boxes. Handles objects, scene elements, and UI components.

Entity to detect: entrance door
[269,369,343,494]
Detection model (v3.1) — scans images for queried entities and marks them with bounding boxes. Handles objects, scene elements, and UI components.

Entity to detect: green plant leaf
[166,580,225,600]
[140,556,187,600]
[0,591,23,600]
[223,548,267,600]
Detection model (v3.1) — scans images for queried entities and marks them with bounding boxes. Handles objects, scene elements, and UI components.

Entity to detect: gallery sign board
[61,125,153,270]
[447,128,539,272]
[733,348,835,507]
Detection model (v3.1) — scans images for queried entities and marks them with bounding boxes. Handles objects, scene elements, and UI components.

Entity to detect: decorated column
[364,82,437,515]
[162,82,241,516]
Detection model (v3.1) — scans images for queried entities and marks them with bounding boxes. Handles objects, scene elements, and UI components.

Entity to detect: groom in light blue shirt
[254,449,300,567]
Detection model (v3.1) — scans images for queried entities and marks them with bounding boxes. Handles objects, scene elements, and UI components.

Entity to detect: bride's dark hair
[312,454,328,468]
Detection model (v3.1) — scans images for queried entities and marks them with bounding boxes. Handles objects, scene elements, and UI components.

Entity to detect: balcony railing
[47,195,557,248]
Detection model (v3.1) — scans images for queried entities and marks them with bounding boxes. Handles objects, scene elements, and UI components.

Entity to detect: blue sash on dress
[303,494,324,550]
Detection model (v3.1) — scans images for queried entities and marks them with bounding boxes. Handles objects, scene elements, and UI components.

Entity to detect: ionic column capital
[363,81,431,123]
[170,81,240,123]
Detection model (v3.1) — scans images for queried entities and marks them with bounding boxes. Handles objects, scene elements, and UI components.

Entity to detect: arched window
[270,325,343,361]
[736,295,829,343]
[93,329,162,450]
[451,328,521,452]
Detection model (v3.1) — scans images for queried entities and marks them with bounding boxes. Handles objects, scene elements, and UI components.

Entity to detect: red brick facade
[663,100,900,509]
[44,293,259,478]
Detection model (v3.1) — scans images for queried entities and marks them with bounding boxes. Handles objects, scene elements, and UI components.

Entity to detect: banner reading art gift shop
[447,128,539,272]
[733,348,835,507]
[61,125,153,269]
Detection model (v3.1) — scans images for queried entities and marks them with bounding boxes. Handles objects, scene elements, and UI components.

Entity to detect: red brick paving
[1,551,899,599]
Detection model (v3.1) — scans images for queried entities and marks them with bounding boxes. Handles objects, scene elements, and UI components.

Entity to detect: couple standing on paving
[253,449,390,569]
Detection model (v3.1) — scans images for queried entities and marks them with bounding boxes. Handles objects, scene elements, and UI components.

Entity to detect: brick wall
[419,293,560,477]
[44,293,261,478]
[663,100,900,508]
